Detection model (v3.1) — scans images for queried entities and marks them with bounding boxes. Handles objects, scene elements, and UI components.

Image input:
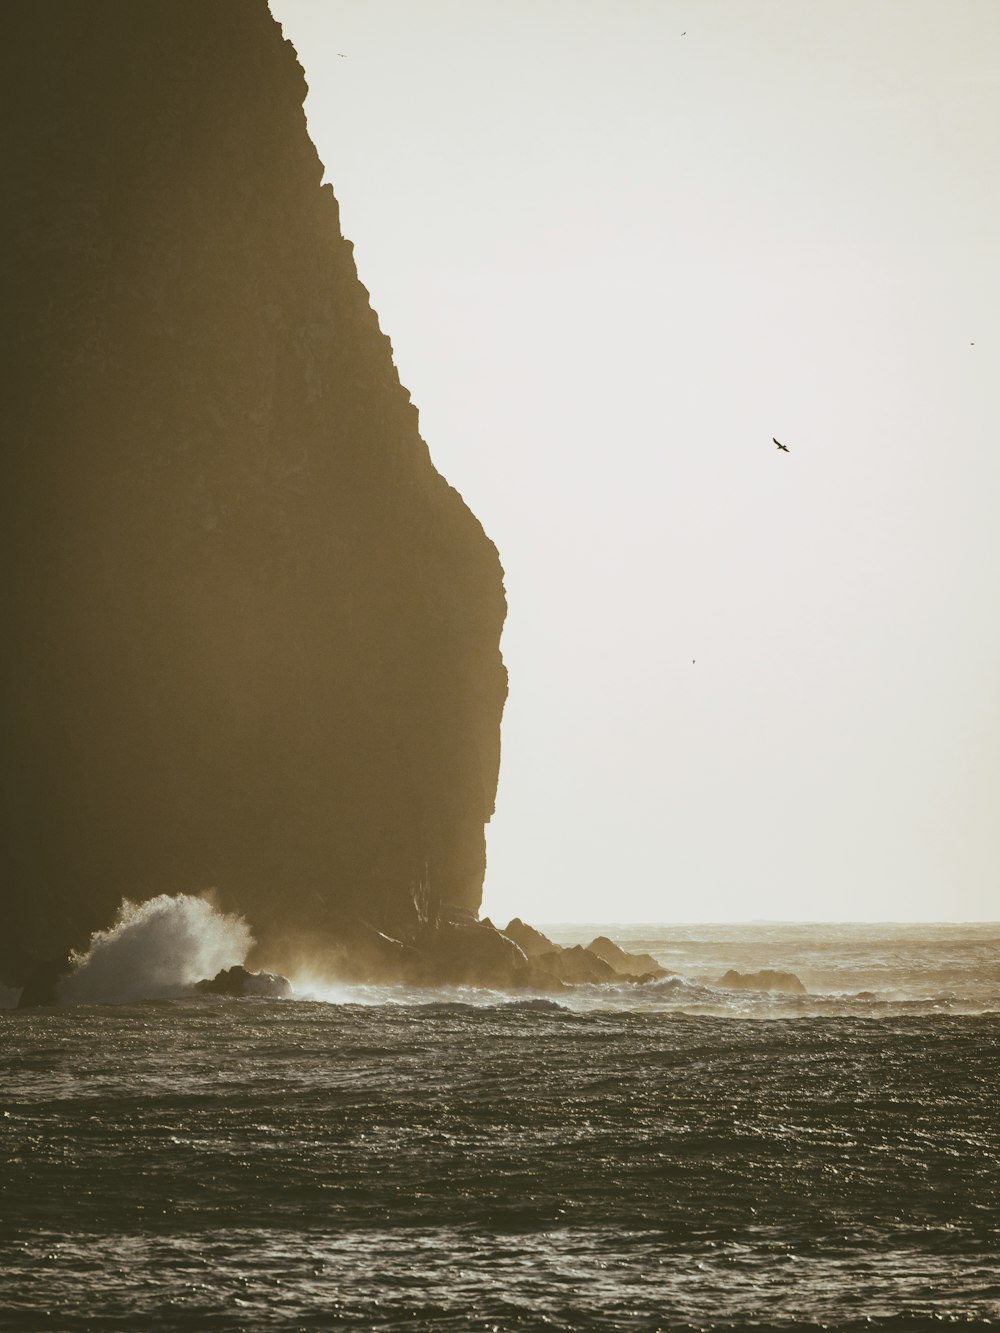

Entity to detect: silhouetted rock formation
[17,956,74,1009]
[307,916,424,985]
[269,916,670,993]
[503,919,560,958]
[0,1,506,985]
[717,969,807,994]
[534,945,620,986]
[527,942,665,987]
[423,912,528,987]
[587,936,669,978]
[196,966,292,999]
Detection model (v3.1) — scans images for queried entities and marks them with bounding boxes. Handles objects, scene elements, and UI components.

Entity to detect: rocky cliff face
[0,1,506,981]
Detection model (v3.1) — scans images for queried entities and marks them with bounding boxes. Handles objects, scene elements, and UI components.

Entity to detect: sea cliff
[0,1,506,983]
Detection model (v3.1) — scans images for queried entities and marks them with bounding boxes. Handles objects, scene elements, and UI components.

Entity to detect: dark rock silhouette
[16,955,75,1009]
[421,911,528,987]
[0,2,506,985]
[717,968,806,994]
[534,945,620,986]
[587,935,669,977]
[304,915,425,985]
[503,918,560,958]
[196,966,292,999]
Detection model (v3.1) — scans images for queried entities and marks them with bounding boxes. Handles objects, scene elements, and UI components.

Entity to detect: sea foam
[58,894,253,1004]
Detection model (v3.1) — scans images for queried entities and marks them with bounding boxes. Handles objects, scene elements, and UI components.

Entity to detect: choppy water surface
[2,924,998,1330]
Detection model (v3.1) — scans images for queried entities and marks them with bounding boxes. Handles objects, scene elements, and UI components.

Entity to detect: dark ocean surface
[2,922,998,1330]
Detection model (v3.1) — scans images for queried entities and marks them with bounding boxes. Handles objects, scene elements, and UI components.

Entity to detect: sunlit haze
[269,0,1000,923]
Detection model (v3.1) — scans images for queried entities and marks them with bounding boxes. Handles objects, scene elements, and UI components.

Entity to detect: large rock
[196,966,292,999]
[310,916,426,985]
[586,935,669,978]
[502,918,560,958]
[0,1,506,985]
[717,969,807,994]
[421,914,528,987]
[533,946,621,986]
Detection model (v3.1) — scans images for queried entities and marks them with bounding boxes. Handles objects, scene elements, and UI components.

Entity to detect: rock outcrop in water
[587,936,669,978]
[717,969,807,994]
[196,966,292,1000]
[0,1,506,987]
[502,919,561,958]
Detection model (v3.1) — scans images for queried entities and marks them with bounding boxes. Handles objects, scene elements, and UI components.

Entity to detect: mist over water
[57,894,252,1005]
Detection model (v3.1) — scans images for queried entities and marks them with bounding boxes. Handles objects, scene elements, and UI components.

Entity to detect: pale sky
[268,0,1000,923]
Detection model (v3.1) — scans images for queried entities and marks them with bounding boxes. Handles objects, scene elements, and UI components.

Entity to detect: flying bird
[773,438,790,453]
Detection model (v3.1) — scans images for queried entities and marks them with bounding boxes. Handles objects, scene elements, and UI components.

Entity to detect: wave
[288,976,999,1019]
[501,997,570,1013]
[58,894,253,1005]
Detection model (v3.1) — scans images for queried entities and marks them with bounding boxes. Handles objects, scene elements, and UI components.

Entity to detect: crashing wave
[58,894,253,1005]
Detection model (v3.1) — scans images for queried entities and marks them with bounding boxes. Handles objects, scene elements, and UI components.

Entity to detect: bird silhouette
[773,438,790,453]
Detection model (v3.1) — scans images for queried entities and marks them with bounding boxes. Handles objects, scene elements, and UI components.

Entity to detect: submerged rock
[717,968,807,994]
[586,936,669,978]
[196,966,292,999]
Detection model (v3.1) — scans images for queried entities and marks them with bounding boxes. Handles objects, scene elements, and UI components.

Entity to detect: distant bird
[773,438,790,453]
[337,52,348,58]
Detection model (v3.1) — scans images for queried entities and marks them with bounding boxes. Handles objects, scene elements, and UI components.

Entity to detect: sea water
[1,920,998,1330]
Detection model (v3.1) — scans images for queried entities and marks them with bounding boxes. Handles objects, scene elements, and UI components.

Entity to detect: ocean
[2,920,998,1330]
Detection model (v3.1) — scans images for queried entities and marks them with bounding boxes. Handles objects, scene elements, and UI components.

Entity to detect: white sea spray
[58,893,253,1004]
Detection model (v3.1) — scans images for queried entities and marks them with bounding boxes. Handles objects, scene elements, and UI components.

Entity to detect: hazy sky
[268,0,999,923]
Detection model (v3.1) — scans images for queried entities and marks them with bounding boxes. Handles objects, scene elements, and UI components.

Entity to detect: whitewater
[2,905,998,1329]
